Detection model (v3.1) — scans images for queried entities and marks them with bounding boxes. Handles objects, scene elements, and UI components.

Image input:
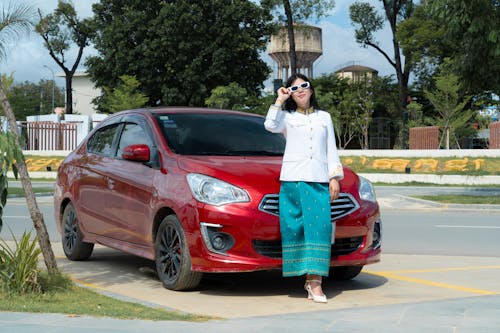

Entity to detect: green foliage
[0,231,41,294]
[397,4,447,90]
[425,73,473,148]
[0,131,23,229]
[266,0,335,23]
[4,78,65,120]
[100,75,148,113]
[205,82,247,110]
[0,2,35,61]
[349,2,384,45]
[313,74,398,149]
[87,0,273,107]
[427,0,500,95]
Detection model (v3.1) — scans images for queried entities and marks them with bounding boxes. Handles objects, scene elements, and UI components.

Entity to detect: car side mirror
[122,144,150,162]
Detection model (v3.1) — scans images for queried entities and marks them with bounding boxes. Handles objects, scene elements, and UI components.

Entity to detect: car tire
[331,266,363,280]
[155,215,203,291]
[61,203,94,261]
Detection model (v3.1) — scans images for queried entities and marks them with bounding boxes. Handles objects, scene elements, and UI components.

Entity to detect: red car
[54,107,381,290]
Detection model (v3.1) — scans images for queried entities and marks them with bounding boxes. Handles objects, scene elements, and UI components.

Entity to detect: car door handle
[107,178,115,190]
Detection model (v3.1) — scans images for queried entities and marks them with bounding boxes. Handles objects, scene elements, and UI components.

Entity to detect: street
[1,185,500,324]
[2,186,500,258]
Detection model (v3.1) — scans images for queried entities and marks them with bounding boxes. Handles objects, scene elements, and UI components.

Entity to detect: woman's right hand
[275,87,291,106]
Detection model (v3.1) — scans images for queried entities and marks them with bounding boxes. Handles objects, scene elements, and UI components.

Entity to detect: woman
[264,74,343,303]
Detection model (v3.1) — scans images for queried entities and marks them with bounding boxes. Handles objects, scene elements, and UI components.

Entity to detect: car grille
[253,237,364,258]
[259,192,360,221]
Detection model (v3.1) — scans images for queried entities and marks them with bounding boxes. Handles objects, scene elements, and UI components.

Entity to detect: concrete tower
[268,25,322,84]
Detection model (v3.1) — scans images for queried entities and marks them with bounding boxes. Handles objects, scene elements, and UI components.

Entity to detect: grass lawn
[7,187,54,197]
[0,273,210,321]
[412,195,500,205]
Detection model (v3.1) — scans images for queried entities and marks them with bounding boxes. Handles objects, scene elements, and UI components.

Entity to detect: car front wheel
[155,215,202,291]
[62,203,94,261]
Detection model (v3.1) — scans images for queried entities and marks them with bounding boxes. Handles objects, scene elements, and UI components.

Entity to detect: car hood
[177,155,359,193]
[177,155,282,191]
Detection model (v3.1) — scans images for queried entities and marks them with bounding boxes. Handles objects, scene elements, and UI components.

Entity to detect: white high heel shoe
[304,279,327,303]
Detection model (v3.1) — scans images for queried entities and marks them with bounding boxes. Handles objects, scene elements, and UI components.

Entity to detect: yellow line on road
[69,275,106,291]
[374,265,500,275]
[368,272,498,295]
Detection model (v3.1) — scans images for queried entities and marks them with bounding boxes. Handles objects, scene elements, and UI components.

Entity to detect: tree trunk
[0,82,59,275]
[65,73,73,114]
[283,0,297,76]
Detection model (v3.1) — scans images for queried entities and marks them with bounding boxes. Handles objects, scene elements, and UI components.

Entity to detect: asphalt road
[2,186,500,258]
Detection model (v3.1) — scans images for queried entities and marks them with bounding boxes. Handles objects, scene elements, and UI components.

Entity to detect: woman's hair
[283,73,320,111]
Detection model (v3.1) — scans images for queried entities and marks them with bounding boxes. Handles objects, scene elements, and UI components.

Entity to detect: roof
[335,65,378,74]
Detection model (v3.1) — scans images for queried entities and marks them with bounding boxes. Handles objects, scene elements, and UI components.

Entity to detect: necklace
[296,106,314,115]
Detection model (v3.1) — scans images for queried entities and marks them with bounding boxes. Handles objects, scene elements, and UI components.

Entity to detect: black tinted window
[155,113,285,156]
[117,123,153,158]
[87,124,120,156]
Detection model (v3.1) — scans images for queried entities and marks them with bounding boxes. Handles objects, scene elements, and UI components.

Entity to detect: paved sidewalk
[1,295,500,333]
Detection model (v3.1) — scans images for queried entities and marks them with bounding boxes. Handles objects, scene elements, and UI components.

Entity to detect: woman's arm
[264,87,290,133]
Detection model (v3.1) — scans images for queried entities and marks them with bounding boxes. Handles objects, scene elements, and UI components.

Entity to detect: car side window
[87,124,121,156]
[116,123,153,158]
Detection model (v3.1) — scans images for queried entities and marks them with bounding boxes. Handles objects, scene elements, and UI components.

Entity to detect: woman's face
[289,78,312,109]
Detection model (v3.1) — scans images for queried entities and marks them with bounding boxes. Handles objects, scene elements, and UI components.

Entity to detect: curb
[395,194,500,211]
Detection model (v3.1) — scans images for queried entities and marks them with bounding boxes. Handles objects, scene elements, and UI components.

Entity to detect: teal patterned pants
[279,181,333,277]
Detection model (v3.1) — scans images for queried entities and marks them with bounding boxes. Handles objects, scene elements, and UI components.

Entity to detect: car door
[76,122,122,236]
[102,116,157,246]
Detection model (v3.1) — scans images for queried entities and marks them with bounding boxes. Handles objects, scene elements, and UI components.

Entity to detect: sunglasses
[288,81,310,92]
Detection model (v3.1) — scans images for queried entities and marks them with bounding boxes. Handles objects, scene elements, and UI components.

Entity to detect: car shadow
[199,270,387,298]
[56,246,387,298]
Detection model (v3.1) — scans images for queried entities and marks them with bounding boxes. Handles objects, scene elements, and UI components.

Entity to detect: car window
[116,123,154,158]
[155,113,285,156]
[87,124,121,156]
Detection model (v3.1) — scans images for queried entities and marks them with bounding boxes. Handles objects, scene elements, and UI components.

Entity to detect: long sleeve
[264,104,286,134]
[326,115,344,180]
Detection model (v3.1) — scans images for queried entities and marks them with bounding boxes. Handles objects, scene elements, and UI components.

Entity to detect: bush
[0,231,41,294]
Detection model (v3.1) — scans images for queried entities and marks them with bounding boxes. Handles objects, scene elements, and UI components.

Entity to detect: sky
[0,0,396,91]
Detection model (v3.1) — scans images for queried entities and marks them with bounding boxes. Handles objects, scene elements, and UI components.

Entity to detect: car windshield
[155,113,285,156]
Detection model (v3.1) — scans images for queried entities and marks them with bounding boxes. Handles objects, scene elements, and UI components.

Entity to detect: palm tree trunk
[0,81,58,274]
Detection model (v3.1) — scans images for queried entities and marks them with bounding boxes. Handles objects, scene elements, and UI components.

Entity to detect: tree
[87,0,273,108]
[427,0,500,95]
[0,2,58,274]
[99,75,148,113]
[36,0,92,114]
[5,78,65,120]
[350,1,416,147]
[266,0,335,75]
[425,73,472,149]
[313,74,357,148]
[205,82,248,110]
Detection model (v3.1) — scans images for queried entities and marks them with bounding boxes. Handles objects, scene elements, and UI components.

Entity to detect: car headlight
[186,173,250,206]
[358,176,377,202]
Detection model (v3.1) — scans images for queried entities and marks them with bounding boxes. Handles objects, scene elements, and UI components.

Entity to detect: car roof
[116,107,263,118]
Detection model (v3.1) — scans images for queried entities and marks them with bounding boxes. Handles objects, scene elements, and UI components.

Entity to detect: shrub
[0,231,41,294]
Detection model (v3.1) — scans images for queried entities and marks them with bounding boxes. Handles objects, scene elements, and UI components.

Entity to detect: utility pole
[43,65,55,113]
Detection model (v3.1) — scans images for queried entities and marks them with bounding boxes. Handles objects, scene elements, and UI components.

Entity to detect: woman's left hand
[329,178,340,201]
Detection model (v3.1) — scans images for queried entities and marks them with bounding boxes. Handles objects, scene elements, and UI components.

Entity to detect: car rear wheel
[331,266,363,280]
[155,215,203,291]
[62,203,94,261]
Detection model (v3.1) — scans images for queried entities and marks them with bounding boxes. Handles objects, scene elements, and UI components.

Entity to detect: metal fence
[21,121,79,151]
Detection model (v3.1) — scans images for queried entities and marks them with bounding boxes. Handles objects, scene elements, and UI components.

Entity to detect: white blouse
[264,104,344,183]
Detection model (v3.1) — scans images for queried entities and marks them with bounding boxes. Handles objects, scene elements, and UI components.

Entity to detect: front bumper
[184,197,381,273]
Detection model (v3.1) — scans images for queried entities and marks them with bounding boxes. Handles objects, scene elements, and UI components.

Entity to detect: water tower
[269,25,323,86]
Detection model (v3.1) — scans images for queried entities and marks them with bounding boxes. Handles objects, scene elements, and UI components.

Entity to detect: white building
[56,71,102,115]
